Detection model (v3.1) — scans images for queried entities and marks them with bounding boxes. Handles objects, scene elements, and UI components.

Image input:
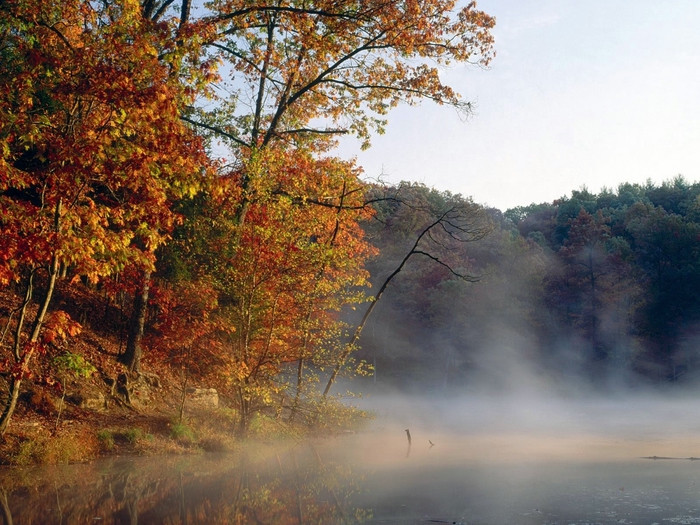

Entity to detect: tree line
[357,177,700,392]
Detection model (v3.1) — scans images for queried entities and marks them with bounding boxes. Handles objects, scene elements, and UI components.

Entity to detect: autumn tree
[146,279,232,421]
[186,0,495,218]
[161,1,496,420]
[160,146,377,431]
[0,0,210,432]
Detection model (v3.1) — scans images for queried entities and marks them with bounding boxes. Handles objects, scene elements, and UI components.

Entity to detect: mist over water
[4,389,700,523]
[351,303,700,460]
[337,386,700,524]
[340,296,700,522]
[336,221,700,525]
[357,390,700,462]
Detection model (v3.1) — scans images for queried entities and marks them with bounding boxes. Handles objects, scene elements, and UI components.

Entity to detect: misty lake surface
[3,394,700,524]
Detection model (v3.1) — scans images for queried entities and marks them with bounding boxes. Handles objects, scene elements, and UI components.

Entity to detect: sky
[337,0,700,211]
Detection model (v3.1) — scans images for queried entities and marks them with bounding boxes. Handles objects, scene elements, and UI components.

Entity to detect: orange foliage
[147,280,233,381]
[0,0,212,285]
[0,0,496,433]
[0,0,214,431]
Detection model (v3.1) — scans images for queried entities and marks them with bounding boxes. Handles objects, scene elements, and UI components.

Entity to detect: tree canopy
[0,0,496,434]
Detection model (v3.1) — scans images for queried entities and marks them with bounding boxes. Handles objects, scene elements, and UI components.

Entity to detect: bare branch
[323,201,488,397]
[209,43,264,75]
[278,127,350,135]
[262,31,389,146]
[152,0,175,22]
[323,78,454,106]
[36,21,74,52]
[180,115,250,148]
[212,5,370,24]
[412,250,478,282]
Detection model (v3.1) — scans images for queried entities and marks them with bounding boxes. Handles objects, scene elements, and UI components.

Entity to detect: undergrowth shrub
[9,429,98,465]
[120,428,151,444]
[305,398,373,433]
[169,421,195,443]
[246,413,289,438]
[96,429,115,451]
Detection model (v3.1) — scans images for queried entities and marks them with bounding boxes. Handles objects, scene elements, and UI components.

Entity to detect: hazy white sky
[337,0,700,211]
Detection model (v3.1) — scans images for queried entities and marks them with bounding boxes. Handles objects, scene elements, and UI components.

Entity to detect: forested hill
[355,177,700,392]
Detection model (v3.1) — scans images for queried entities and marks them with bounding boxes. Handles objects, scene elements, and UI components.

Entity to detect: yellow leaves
[206,0,495,153]
[202,140,376,390]
[114,108,128,125]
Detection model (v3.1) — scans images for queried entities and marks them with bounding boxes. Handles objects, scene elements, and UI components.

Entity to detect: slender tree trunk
[10,271,35,360]
[178,363,189,424]
[0,381,22,437]
[292,451,304,525]
[322,210,462,398]
[0,272,34,437]
[290,357,304,423]
[322,299,376,398]
[0,252,59,435]
[30,256,59,343]
[290,308,316,422]
[237,387,248,435]
[293,183,349,411]
[322,258,407,398]
[121,270,151,373]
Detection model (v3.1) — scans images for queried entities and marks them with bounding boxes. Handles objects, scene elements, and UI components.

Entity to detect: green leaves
[53,352,96,379]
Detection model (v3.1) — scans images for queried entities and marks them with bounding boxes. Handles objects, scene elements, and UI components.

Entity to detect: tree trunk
[0,252,59,435]
[0,380,22,436]
[290,358,304,423]
[322,241,416,398]
[237,387,249,435]
[178,366,189,424]
[121,270,151,373]
[290,308,316,423]
[322,207,480,398]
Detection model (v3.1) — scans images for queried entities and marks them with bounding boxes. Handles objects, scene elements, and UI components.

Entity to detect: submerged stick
[641,455,700,460]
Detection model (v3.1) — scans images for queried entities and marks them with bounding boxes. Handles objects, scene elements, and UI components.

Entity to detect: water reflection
[0,442,372,524]
[5,395,700,524]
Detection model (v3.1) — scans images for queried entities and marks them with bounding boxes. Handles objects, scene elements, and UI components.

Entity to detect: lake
[2,394,700,524]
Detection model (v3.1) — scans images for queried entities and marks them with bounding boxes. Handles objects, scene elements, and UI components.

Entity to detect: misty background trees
[356,177,700,392]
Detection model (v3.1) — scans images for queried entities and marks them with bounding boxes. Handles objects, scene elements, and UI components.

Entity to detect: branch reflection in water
[0,443,372,524]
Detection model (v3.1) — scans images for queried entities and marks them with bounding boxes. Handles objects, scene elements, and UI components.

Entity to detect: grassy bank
[0,398,372,466]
